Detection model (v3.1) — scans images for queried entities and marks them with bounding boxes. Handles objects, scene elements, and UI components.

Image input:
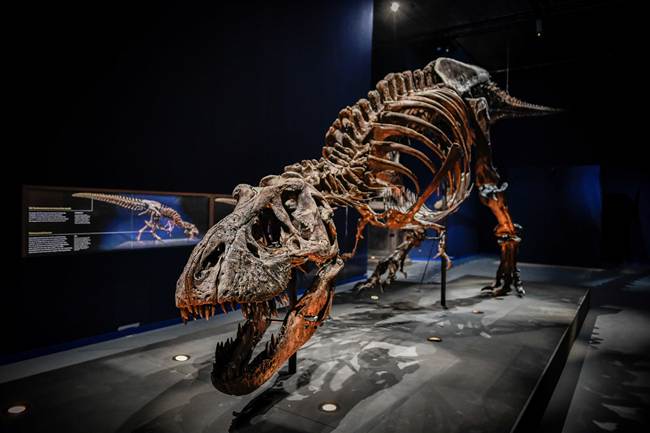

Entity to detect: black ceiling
[373,0,620,74]
[372,0,637,167]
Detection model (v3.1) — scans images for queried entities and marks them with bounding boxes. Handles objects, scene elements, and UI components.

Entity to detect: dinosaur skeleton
[175,58,559,395]
[72,192,199,241]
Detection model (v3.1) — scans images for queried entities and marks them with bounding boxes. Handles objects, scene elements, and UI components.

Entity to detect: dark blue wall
[409,194,482,261]
[489,165,603,267]
[8,1,373,361]
[601,167,650,265]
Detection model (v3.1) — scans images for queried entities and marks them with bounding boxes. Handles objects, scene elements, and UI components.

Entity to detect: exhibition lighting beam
[390,2,400,13]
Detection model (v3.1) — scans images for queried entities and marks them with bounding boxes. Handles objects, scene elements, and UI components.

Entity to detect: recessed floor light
[427,336,442,342]
[6,404,28,415]
[319,402,339,412]
[370,295,379,300]
[172,354,190,362]
[472,310,483,314]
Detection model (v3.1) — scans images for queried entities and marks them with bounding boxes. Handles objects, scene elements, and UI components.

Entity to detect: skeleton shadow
[570,347,650,432]
[112,276,576,433]
[228,345,419,432]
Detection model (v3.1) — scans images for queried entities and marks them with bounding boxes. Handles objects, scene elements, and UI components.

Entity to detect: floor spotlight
[390,2,400,13]
[536,19,543,37]
[319,402,340,412]
[6,404,28,416]
[427,336,442,342]
[172,354,190,362]
[370,295,379,301]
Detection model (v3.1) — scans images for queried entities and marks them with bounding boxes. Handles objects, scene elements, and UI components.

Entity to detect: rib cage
[282,61,474,228]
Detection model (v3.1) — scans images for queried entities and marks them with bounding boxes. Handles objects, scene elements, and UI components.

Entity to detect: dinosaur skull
[175,175,339,394]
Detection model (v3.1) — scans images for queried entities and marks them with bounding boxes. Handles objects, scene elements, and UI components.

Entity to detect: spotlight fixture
[172,354,190,362]
[427,336,442,342]
[370,295,379,301]
[472,309,483,314]
[319,402,340,412]
[536,18,543,37]
[6,404,28,416]
[390,2,400,13]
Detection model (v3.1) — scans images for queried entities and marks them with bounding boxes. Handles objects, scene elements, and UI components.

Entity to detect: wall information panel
[23,186,210,256]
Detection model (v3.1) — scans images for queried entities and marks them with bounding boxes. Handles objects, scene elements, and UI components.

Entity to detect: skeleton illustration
[72,192,199,241]
[175,58,559,395]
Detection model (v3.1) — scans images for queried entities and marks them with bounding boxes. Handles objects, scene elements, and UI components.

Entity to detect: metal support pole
[440,252,447,309]
[438,228,448,309]
[287,271,297,374]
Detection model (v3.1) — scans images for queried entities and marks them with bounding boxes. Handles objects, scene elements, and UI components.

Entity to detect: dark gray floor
[1,257,593,433]
[539,265,650,433]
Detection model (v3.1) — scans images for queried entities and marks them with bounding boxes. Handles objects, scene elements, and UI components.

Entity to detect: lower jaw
[210,297,330,395]
[208,258,343,395]
[210,313,314,395]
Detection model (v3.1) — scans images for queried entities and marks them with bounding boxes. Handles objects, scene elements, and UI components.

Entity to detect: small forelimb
[354,228,426,293]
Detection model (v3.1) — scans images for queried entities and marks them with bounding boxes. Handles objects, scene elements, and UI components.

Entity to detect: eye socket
[281,190,299,214]
[250,208,286,249]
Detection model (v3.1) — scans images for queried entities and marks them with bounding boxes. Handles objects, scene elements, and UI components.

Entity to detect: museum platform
[1,257,598,433]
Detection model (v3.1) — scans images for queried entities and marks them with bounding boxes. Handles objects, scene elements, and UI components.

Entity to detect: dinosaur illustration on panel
[175,58,559,395]
[73,192,199,241]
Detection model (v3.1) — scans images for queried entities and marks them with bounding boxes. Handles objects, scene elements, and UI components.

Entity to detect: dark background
[373,0,647,266]
[6,0,647,360]
[6,0,373,360]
